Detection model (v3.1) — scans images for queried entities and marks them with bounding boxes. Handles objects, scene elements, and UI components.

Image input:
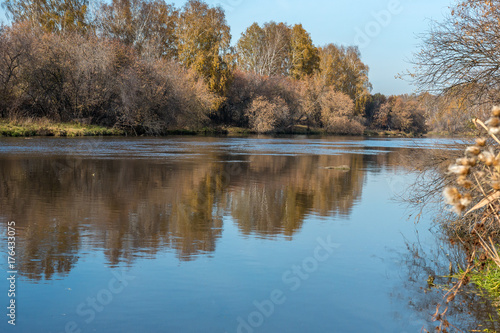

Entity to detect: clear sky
[0,0,453,95]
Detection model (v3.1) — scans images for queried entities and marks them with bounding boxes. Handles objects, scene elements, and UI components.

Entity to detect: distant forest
[0,0,488,135]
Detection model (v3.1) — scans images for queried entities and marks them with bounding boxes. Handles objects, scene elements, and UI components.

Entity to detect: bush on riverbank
[0,23,215,135]
[436,107,500,327]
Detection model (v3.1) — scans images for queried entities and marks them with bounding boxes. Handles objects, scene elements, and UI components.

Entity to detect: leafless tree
[412,1,500,105]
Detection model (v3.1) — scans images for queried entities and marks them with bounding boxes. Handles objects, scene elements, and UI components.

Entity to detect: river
[0,136,497,332]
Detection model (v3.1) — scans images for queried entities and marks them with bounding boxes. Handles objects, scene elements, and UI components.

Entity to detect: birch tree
[96,0,178,60]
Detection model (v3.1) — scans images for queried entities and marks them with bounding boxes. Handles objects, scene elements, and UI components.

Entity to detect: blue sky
[0,0,453,95]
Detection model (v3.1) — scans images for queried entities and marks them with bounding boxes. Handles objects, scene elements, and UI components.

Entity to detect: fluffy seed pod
[476,138,487,147]
[486,117,500,128]
[443,187,461,205]
[457,176,473,189]
[482,151,496,166]
[490,127,500,135]
[453,204,466,215]
[466,146,481,156]
[492,106,500,117]
[448,164,470,176]
[460,193,472,207]
[492,181,500,191]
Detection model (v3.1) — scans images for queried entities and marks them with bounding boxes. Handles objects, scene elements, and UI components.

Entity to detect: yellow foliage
[177,0,233,98]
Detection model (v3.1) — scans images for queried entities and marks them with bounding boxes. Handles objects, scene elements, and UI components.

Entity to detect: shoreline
[0,120,434,138]
[0,120,124,137]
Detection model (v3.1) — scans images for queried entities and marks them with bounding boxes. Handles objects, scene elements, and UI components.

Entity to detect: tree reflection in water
[0,152,371,278]
[1,142,499,330]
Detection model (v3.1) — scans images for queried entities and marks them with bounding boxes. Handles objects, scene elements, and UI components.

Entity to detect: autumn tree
[318,44,371,114]
[2,0,91,33]
[0,22,216,133]
[412,0,500,104]
[298,75,323,128]
[237,22,318,79]
[236,23,265,75]
[372,95,426,133]
[290,24,319,79]
[364,93,386,122]
[245,96,291,133]
[96,0,178,60]
[237,21,291,77]
[418,91,490,133]
[176,0,233,99]
[0,23,32,117]
[319,89,364,135]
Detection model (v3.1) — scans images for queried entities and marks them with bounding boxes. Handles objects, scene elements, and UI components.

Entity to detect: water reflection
[393,224,500,331]
[3,138,497,333]
[0,149,392,279]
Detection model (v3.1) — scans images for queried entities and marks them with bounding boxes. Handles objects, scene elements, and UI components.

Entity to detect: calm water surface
[0,136,494,333]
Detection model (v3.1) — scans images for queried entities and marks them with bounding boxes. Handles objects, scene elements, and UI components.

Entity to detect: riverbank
[0,119,123,137]
[0,119,430,138]
[469,260,500,313]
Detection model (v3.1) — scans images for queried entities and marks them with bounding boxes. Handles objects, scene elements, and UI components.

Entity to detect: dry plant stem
[472,175,499,223]
[433,262,473,333]
[476,234,500,267]
[474,118,500,145]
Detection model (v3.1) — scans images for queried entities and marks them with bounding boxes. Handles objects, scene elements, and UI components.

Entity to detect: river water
[0,136,497,333]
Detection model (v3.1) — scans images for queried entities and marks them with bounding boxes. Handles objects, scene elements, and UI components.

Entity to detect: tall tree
[176,0,233,98]
[319,44,371,114]
[237,21,291,77]
[236,23,266,75]
[412,0,500,104]
[96,0,178,59]
[2,0,90,33]
[290,24,319,79]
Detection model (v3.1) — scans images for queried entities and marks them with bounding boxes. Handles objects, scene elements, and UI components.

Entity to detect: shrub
[225,70,301,128]
[321,116,365,135]
[319,89,364,134]
[372,95,426,133]
[245,96,290,133]
[0,24,217,134]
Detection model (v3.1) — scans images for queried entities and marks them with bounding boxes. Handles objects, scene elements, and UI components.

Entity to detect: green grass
[470,261,500,310]
[0,119,124,137]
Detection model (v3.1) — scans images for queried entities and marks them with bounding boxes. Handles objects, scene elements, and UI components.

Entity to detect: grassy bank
[0,119,430,138]
[469,260,500,312]
[0,119,124,137]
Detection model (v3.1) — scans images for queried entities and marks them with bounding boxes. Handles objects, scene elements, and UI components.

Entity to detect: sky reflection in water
[0,136,494,333]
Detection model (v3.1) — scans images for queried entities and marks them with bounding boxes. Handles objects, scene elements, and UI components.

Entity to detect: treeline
[0,0,429,135]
